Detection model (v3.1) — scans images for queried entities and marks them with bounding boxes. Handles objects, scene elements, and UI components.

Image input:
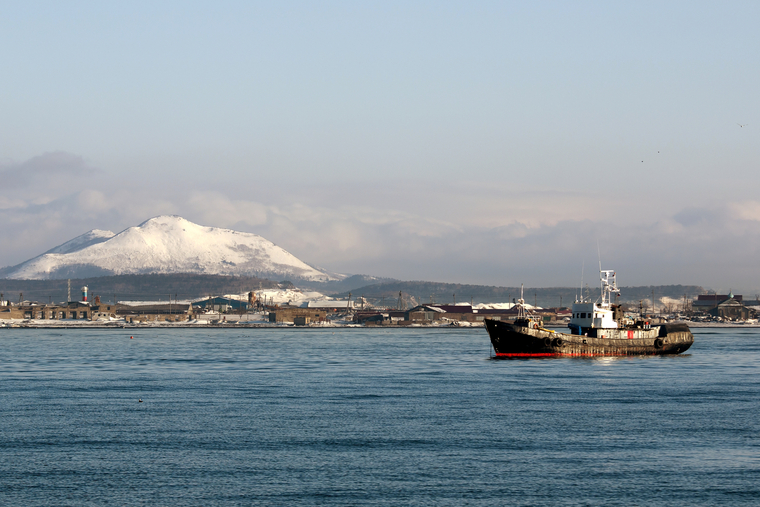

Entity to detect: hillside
[0,273,281,304]
[332,280,705,309]
[0,273,708,309]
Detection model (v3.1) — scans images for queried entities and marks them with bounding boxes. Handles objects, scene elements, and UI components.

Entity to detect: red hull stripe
[494,352,654,358]
[495,353,556,358]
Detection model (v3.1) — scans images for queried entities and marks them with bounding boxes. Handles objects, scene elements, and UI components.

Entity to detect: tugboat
[485,269,693,357]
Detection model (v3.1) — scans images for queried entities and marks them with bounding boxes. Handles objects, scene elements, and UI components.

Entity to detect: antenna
[597,241,604,299]
[519,284,525,319]
[597,240,602,273]
[579,261,585,302]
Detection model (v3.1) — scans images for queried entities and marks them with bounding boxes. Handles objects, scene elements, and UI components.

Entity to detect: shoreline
[0,320,757,330]
[0,319,473,329]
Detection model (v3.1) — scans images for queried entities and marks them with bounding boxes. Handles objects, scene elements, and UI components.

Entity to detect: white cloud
[0,196,25,210]
[2,152,760,293]
[728,200,760,222]
[0,151,96,190]
[183,191,269,228]
[76,190,110,213]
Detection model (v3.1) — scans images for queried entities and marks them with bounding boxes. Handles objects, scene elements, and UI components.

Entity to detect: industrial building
[268,308,327,324]
[693,293,755,320]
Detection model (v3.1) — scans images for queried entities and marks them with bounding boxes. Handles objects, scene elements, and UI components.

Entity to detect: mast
[599,269,619,307]
[516,284,536,321]
[517,284,525,319]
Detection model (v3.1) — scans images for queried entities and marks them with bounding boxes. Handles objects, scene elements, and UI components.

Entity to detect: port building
[693,293,755,320]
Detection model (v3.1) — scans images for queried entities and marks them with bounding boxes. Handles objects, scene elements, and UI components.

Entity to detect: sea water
[0,327,758,506]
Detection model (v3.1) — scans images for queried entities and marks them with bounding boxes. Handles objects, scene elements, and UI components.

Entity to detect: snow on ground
[110,287,337,308]
[253,288,333,306]
[659,297,684,307]
[474,302,543,310]
[116,288,335,308]
[214,288,335,307]
[117,300,194,306]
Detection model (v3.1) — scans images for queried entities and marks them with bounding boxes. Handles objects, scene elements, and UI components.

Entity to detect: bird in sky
[737,123,748,128]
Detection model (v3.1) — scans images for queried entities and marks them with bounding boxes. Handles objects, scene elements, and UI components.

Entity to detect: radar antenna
[516,284,536,320]
[599,269,620,307]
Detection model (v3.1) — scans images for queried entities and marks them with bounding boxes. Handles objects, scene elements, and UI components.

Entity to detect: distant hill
[296,274,399,294]
[0,273,707,309]
[0,273,280,304]
[332,281,705,309]
[0,215,342,282]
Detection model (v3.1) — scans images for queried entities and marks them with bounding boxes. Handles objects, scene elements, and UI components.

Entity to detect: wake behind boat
[485,269,694,357]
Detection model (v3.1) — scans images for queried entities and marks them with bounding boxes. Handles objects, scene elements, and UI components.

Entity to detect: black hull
[485,319,693,357]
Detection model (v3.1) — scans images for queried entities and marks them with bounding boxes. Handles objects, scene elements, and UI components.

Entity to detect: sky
[1,1,759,292]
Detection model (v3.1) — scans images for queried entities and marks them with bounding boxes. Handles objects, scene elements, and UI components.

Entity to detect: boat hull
[485,319,693,357]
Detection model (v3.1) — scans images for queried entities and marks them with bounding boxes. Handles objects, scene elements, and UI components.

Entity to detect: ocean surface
[1,327,758,506]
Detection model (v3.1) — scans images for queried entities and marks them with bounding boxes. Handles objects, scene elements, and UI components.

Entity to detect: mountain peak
[138,215,189,227]
[1,216,342,281]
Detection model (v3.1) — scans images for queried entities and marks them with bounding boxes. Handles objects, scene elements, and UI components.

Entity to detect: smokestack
[82,286,88,302]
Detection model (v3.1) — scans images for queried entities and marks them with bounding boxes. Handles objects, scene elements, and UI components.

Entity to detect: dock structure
[268,308,327,324]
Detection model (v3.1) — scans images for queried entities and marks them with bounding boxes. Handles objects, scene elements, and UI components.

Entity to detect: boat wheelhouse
[568,269,625,335]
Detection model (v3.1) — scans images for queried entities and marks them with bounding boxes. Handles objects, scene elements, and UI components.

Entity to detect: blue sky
[1,1,759,291]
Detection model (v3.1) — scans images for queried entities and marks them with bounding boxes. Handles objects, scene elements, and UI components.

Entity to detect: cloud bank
[2,152,759,293]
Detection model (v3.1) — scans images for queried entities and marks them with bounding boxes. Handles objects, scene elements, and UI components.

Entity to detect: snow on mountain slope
[42,229,116,255]
[3,215,342,281]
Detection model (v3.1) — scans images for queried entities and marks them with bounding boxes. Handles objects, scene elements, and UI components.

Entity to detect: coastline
[0,319,757,330]
[0,319,473,329]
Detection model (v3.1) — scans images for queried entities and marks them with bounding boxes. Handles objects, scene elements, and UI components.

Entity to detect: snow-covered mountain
[0,215,342,281]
